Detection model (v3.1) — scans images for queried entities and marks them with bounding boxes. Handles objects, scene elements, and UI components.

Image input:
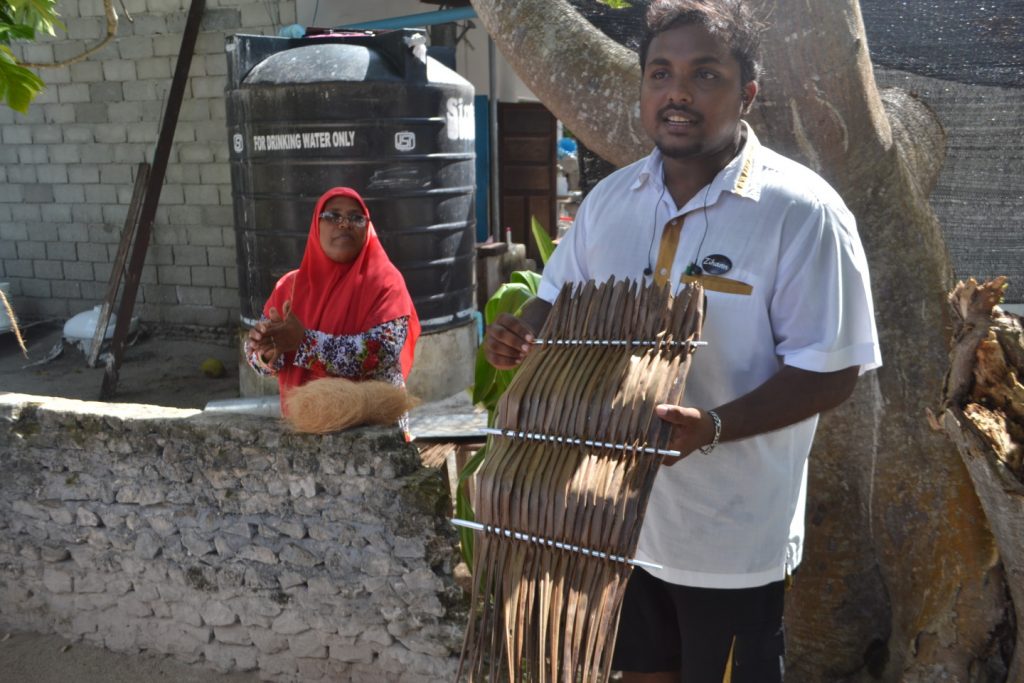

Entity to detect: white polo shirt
[538,123,881,589]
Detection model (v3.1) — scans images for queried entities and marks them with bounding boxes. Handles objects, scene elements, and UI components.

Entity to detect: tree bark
[936,277,1023,682]
[470,0,1012,679]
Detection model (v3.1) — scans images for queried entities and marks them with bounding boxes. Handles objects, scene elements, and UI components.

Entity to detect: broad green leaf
[510,269,541,294]
[0,45,45,112]
[530,216,557,265]
[0,23,35,41]
[454,442,490,565]
[455,486,475,565]
[484,282,533,325]
[8,0,63,35]
[471,346,497,405]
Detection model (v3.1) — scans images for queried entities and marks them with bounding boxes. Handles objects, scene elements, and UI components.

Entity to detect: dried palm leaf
[457,278,705,682]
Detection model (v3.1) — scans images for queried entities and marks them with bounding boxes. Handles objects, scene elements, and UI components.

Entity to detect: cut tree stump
[934,276,1023,681]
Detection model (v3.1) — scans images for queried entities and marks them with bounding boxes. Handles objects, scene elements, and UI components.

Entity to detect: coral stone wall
[0,394,464,681]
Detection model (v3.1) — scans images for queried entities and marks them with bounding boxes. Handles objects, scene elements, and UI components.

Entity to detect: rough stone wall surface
[0,0,297,326]
[0,394,464,681]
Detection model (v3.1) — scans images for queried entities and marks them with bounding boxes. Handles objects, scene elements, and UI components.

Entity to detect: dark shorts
[611,568,785,682]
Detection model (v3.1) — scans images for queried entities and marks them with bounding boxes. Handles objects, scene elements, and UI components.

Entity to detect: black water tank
[225,31,476,332]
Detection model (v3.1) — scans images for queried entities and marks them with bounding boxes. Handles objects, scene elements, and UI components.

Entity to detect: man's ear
[741,81,759,112]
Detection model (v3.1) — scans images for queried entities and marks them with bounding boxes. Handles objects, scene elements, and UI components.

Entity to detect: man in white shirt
[484,1,881,680]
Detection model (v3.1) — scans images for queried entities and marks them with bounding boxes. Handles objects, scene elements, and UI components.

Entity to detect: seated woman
[245,187,420,423]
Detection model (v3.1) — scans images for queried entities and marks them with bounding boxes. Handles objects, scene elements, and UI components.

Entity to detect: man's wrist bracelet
[698,409,722,456]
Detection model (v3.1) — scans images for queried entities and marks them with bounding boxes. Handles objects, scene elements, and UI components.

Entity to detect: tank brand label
[394,132,416,151]
[251,130,357,152]
[446,98,475,141]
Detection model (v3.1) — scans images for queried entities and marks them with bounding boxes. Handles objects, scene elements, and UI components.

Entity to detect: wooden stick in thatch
[283,377,418,434]
[932,276,1024,682]
[458,277,704,682]
[418,442,456,469]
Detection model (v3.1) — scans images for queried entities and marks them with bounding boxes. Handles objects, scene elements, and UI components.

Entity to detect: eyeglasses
[319,210,368,229]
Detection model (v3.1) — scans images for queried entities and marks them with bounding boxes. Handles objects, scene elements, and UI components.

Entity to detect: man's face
[640,23,756,162]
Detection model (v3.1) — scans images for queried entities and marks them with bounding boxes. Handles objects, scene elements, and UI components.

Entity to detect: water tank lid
[243,43,401,86]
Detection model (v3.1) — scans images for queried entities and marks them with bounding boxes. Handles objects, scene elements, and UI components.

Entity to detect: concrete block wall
[0,393,465,681]
[0,0,297,326]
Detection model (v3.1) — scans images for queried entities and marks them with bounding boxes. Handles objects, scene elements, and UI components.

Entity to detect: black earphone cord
[645,183,714,278]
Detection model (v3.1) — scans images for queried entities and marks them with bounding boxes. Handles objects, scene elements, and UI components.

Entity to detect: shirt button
[659,268,668,276]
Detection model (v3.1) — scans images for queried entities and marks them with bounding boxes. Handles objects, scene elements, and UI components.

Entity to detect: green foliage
[458,219,555,565]
[597,0,632,8]
[530,216,557,266]
[0,46,43,112]
[0,0,63,113]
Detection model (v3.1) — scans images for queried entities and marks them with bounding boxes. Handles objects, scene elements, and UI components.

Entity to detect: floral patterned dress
[245,316,411,429]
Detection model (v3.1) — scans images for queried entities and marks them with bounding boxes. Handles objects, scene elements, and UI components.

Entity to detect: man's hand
[654,365,861,466]
[483,313,536,370]
[483,297,554,370]
[655,404,717,465]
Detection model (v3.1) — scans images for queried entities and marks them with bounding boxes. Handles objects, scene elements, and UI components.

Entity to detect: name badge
[701,255,732,275]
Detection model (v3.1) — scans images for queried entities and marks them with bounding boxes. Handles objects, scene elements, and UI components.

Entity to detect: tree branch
[470,0,649,167]
[20,0,119,68]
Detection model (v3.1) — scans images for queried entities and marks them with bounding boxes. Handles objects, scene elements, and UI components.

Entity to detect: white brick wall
[0,0,293,325]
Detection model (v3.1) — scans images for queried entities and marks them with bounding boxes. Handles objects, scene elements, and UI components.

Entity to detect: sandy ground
[0,320,242,409]
[0,631,260,683]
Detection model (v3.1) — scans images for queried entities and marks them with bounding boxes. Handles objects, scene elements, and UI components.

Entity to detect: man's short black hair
[639,0,763,86]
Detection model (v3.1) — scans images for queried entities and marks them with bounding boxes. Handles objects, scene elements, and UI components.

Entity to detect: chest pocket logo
[701,254,733,275]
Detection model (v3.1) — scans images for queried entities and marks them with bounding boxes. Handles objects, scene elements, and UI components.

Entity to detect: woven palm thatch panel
[458,278,704,682]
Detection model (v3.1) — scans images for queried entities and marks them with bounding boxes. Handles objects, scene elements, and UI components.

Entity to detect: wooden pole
[87,161,150,368]
[100,0,206,399]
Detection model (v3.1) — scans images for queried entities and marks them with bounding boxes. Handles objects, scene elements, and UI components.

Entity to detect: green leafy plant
[0,0,63,112]
[597,0,632,8]
[458,218,557,564]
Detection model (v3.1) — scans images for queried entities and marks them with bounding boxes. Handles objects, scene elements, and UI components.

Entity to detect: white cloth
[538,123,881,589]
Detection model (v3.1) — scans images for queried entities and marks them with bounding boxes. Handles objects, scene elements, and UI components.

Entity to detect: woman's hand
[261,301,305,353]
[248,301,305,362]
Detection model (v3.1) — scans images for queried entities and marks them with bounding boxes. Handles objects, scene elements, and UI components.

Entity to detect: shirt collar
[631,120,765,203]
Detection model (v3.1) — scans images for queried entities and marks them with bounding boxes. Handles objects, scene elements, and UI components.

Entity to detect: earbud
[643,266,653,277]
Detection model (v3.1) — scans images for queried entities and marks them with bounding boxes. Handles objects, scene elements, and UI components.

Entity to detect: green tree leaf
[483,281,534,325]
[596,0,631,8]
[7,0,63,35]
[510,269,542,292]
[0,45,44,113]
[530,215,557,265]
[0,22,35,42]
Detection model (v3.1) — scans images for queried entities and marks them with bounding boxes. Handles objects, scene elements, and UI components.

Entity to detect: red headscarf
[263,187,420,399]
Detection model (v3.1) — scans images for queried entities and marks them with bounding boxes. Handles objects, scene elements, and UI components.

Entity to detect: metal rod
[481,427,682,458]
[532,339,707,348]
[340,7,477,30]
[488,36,500,242]
[451,519,663,570]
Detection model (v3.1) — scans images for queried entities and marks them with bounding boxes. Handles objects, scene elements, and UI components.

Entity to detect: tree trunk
[470,0,1012,679]
[935,277,1023,682]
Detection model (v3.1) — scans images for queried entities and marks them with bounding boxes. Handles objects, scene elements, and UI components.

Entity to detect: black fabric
[860,0,1024,88]
[612,568,785,682]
